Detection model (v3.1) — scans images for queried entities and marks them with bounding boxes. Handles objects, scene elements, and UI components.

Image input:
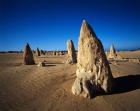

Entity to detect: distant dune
[118,50,140,58]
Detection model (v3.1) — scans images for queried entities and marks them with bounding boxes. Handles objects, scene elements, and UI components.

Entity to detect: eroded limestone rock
[72,20,113,98]
[66,40,77,64]
[108,45,117,59]
[36,48,41,56]
[40,50,45,55]
[23,43,35,65]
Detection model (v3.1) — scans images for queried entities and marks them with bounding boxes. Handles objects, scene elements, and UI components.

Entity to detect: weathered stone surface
[36,48,40,56]
[66,40,77,64]
[23,43,35,65]
[40,50,45,55]
[72,20,113,98]
[72,78,82,95]
[108,45,117,59]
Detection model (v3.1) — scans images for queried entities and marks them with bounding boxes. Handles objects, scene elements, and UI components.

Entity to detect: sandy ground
[0,52,140,111]
[118,50,140,58]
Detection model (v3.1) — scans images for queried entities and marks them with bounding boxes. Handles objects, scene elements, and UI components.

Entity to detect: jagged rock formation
[66,40,77,64]
[23,43,35,65]
[40,50,45,55]
[36,48,40,56]
[108,45,117,59]
[72,20,113,98]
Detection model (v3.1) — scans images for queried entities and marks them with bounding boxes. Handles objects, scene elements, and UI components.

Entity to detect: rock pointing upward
[36,48,41,56]
[72,20,113,98]
[108,44,117,59]
[66,40,77,64]
[23,43,35,65]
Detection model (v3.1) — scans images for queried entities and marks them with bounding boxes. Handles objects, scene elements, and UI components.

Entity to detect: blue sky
[0,0,140,51]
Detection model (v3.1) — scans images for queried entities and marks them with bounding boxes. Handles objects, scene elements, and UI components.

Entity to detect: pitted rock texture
[72,20,113,98]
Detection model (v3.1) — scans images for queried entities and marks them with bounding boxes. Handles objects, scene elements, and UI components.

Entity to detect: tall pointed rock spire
[66,39,77,64]
[108,44,117,59]
[72,20,113,98]
[23,43,35,65]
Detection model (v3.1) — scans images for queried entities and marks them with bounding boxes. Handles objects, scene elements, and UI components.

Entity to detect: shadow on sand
[111,74,140,94]
[46,62,63,64]
[45,64,56,67]
[38,61,63,67]
[90,74,140,98]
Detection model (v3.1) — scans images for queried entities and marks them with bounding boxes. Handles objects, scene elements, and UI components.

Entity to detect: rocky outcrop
[66,40,77,64]
[23,43,35,65]
[36,48,40,56]
[108,45,117,59]
[72,20,113,98]
[40,50,45,55]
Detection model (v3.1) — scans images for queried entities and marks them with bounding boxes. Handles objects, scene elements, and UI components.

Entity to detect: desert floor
[0,52,140,111]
